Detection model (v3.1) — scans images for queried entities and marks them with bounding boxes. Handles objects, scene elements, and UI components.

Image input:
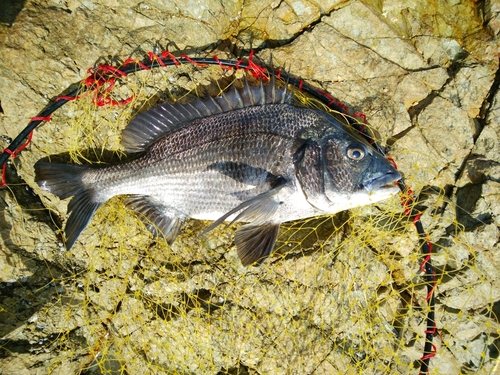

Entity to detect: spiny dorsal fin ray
[121,75,293,153]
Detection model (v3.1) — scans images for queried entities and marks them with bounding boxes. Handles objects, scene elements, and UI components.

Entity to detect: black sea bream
[35,77,401,266]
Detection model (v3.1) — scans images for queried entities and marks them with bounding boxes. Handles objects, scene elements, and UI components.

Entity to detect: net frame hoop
[0,51,436,374]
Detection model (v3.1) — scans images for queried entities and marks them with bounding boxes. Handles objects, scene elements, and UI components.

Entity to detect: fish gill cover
[0,2,499,375]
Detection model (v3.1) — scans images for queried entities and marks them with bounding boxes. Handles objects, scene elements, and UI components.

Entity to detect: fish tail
[35,162,103,249]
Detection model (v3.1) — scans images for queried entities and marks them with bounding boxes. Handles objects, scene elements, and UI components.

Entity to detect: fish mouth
[364,171,402,191]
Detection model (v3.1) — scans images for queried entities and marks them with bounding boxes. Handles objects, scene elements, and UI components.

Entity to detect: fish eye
[346,145,365,161]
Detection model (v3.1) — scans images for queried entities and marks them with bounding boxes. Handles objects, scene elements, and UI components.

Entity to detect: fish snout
[364,170,401,192]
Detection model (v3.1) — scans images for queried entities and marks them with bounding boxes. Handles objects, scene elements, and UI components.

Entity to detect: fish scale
[35,77,401,266]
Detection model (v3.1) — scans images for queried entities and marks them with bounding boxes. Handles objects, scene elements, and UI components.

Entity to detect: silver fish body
[35,79,401,266]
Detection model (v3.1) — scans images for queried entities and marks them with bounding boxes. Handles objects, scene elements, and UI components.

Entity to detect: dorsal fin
[121,75,293,153]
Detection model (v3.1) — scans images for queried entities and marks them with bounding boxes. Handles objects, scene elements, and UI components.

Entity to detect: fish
[35,76,401,266]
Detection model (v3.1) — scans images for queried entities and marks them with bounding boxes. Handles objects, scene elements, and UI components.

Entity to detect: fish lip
[364,171,402,191]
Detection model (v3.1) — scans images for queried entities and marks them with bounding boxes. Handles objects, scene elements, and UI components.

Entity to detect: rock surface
[0,0,498,374]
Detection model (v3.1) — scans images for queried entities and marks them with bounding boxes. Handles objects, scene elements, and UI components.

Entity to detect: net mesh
[0,59,498,375]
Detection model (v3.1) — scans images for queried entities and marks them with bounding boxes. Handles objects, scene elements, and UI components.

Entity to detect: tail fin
[35,162,103,249]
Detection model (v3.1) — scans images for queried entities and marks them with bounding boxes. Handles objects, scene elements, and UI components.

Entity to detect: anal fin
[124,196,184,245]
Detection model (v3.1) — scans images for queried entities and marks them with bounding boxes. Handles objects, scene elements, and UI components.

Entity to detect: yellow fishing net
[0,58,498,375]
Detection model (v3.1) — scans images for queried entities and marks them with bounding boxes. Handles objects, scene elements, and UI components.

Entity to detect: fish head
[294,116,401,213]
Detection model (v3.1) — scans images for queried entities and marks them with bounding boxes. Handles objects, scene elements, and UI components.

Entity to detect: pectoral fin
[207,161,280,187]
[235,222,280,266]
[124,196,184,245]
[200,176,286,235]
